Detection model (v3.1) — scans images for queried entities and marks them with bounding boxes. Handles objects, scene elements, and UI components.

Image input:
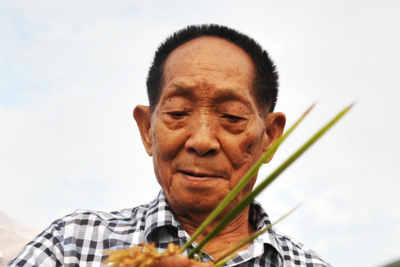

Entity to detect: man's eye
[168,112,188,119]
[223,114,244,123]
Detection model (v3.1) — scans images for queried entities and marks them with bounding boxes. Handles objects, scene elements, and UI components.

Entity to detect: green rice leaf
[188,103,353,258]
[180,103,315,254]
[214,204,300,265]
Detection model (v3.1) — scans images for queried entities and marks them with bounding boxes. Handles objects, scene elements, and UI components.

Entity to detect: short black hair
[146,24,278,114]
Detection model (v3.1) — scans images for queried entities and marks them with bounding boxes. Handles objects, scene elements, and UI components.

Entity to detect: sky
[0,1,399,266]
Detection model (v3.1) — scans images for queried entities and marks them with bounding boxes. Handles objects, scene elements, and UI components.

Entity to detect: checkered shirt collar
[143,191,186,241]
[143,190,284,261]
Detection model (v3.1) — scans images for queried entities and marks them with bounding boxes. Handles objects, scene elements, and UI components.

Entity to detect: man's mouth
[179,170,219,178]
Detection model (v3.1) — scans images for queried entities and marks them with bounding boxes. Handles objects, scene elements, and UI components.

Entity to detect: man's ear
[263,112,286,163]
[133,105,153,156]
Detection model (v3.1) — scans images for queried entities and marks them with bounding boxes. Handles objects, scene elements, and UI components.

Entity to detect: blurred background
[1,1,399,266]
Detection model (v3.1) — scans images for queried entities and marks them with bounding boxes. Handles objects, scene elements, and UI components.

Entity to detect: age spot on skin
[244,142,254,155]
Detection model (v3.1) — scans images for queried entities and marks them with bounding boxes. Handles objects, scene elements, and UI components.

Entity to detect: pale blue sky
[1,1,399,266]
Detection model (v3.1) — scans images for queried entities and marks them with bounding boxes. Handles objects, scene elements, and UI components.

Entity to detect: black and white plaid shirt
[7,191,331,267]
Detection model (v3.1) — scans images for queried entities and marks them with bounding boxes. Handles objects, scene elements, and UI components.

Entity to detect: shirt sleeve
[6,220,65,267]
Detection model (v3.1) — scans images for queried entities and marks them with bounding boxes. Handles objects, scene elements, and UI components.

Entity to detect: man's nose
[185,117,220,156]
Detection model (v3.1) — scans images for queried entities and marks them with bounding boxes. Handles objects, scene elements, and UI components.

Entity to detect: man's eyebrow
[213,89,252,105]
[163,84,253,107]
[162,85,196,100]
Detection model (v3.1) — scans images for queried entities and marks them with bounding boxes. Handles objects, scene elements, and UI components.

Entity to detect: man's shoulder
[271,228,332,266]
[5,202,154,267]
[249,201,331,266]
[52,202,152,231]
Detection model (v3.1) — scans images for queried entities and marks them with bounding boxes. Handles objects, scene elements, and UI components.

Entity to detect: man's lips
[174,161,229,179]
[178,170,223,178]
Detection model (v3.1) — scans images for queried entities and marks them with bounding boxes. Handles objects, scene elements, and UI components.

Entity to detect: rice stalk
[188,103,353,257]
[103,103,353,266]
[180,103,316,254]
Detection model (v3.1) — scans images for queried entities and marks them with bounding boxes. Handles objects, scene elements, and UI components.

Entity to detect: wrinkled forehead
[161,36,256,96]
[164,36,255,73]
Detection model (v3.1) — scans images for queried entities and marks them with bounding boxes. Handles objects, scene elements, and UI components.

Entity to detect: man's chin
[168,193,221,214]
[167,190,238,218]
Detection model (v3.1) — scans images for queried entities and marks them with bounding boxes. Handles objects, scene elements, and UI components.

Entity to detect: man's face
[136,37,284,216]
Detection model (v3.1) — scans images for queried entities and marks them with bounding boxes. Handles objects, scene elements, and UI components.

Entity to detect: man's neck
[173,206,255,260]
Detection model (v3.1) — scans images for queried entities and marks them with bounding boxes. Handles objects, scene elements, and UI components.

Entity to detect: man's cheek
[231,135,261,167]
[243,141,256,155]
[153,130,181,160]
[238,130,260,152]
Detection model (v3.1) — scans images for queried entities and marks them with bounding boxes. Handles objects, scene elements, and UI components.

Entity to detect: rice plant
[103,103,353,267]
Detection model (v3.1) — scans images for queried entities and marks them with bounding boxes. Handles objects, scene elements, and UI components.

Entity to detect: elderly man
[7,25,331,267]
